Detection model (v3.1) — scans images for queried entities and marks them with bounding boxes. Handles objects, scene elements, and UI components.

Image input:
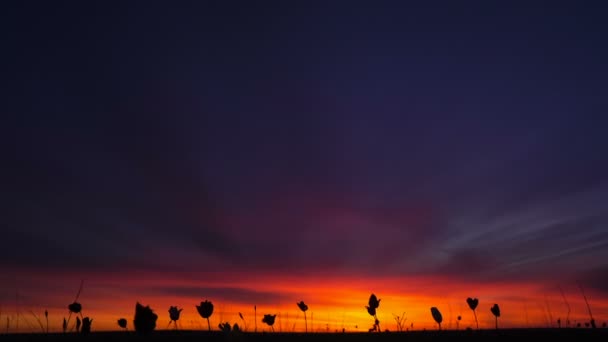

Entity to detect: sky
[1,0,608,333]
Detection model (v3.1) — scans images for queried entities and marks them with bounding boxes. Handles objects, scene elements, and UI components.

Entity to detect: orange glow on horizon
[1,270,607,333]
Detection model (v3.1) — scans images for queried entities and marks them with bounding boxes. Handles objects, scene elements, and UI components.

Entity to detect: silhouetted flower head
[297,301,308,312]
[457,315,462,321]
[196,300,214,319]
[81,317,92,334]
[466,298,478,311]
[366,306,376,316]
[168,306,183,322]
[262,314,276,326]
[368,294,381,310]
[490,304,500,317]
[431,307,443,325]
[117,318,127,329]
[68,302,82,314]
[133,302,158,334]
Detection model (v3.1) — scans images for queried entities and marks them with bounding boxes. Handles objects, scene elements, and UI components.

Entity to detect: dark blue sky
[2,1,608,294]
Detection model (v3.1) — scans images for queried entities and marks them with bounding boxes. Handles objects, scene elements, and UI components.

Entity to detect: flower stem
[207,318,211,331]
[304,312,307,333]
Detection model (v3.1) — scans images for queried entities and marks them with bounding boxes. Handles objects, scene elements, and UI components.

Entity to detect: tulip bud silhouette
[490,304,501,329]
[430,307,443,330]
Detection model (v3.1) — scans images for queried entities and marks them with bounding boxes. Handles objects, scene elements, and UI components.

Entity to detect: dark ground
[2,329,607,342]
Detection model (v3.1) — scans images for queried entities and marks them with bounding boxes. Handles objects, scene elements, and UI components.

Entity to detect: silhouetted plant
[219,322,231,332]
[117,318,127,330]
[366,293,381,332]
[81,317,92,334]
[168,306,182,330]
[75,316,81,333]
[45,310,48,334]
[430,307,443,330]
[392,312,407,332]
[62,318,67,333]
[238,312,248,331]
[490,304,500,329]
[196,300,214,331]
[466,297,479,329]
[233,323,241,332]
[133,302,158,334]
[262,314,276,332]
[457,315,461,330]
[297,301,309,332]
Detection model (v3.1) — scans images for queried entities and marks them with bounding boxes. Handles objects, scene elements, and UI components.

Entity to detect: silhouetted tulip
[297,301,309,332]
[81,317,92,334]
[133,302,158,334]
[168,306,182,329]
[76,316,81,332]
[490,304,500,329]
[196,300,214,331]
[430,307,443,330]
[117,318,127,330]
[62,318,67,333]
[466,297,479,329]
[262,314,276,332]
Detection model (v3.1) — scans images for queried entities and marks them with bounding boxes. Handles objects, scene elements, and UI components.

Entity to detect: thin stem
[206,317,211,331]
[304,312,307,333]
[473,310,478,329]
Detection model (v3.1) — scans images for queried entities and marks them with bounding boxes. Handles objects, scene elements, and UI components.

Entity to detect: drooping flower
[366,293,381,332]
[297,301,309,332]
[196,300,214,331]
[368,294,381,310]
[430,307,443,330]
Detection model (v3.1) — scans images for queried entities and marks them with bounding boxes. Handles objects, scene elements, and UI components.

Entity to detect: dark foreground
[2,329,607,342]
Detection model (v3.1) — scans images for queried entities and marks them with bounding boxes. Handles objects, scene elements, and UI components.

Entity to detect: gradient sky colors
[2,0,608,333]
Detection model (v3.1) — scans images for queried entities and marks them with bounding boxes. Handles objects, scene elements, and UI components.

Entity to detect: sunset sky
[2,0,608,333]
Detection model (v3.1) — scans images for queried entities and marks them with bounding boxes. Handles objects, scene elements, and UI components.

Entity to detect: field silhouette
[2,328,608,342]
